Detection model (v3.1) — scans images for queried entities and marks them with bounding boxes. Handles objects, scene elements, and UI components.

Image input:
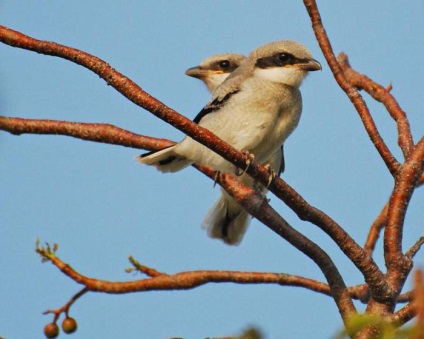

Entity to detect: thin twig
[364,203,388,255]
[43,287,88,321]
[365,181,424,257]
[128,256,167,277]
[338,53,414,158]
[303,0,400,176]
[406,237,424,261]
[385,138,424,276]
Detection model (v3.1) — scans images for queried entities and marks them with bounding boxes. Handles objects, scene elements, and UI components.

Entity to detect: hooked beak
[299,58,322,71]
[185,66,209,79]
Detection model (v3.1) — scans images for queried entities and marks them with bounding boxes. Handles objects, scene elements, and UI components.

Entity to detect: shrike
[186,53,285,175]
[185,52,286,241]
[138,40,321,245]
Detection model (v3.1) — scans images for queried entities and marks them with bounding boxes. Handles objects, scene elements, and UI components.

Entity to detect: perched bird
[138,40,321,245]
[185,52,286,243]
[186,53,285,175]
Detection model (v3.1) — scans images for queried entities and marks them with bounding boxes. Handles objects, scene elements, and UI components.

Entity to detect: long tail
[136,145,192,173]
[202,190,251,245]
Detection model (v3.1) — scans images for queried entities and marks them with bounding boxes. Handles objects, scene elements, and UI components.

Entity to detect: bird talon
[263,163,276,188]
[235,151,255,176]
[213,171,221,187]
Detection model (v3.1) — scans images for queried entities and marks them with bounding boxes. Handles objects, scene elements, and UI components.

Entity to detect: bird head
[251,40,321,87]
[185,53,246,93]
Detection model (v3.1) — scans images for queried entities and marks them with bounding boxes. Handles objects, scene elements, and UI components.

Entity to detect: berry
[62,316,78,334]
[44,322,59,338]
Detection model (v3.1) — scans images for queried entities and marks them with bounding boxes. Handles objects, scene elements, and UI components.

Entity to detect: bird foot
[235,151,255,176]
[213,171,221,187]
[263,163,276,188]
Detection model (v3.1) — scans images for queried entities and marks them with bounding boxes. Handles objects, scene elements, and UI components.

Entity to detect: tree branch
[385,138,424,278]
[0,116,174,151]
[303,0,400,176]
[364,203,389,255]
[363,139,424,320]
[406,237,424,261]
[365,180,423,256]
[391,302,417,327]
[390,270,424,330]
[35,243,342,298]
[43,288,88,322]
[337,53,414,158]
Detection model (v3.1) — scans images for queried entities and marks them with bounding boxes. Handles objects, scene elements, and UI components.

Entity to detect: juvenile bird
[138,41,321,244]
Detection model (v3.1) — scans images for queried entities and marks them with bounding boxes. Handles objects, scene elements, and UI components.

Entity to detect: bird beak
[185,66,209,79]
[299,58,322,71]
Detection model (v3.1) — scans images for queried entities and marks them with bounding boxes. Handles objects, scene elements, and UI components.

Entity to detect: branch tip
[406,237,424,260]
[35,240,59,263]
[128,256,166,277]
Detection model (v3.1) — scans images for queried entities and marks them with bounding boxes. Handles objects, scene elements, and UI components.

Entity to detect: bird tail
[202,190,251,245]
[136,145,192,173]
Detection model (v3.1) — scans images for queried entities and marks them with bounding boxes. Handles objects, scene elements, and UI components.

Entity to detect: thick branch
[338,53,414,158]
[0,116,174,151]
[363,139,424,319]
[390,302,417,327]
[385,138,424,277]
[303,0,400,176]
[365,181,424,256]
[390,270,424,328]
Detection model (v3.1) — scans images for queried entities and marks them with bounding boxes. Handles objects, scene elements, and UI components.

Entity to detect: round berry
[62,316,78,334]
[44,322,59,338]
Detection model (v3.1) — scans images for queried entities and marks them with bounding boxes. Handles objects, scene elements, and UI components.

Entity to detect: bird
[185,53,285,176]
[184,52,287,242]
[137,40,321,245]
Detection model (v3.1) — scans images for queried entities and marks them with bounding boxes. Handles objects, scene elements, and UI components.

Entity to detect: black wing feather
[193,90,239,124]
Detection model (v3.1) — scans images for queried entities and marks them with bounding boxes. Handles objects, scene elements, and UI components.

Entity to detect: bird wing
[193,90,239,124]
[193,59,254,124]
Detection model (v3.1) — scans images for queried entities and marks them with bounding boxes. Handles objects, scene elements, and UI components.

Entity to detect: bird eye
[219,60,230,69]
[277,53,291,63]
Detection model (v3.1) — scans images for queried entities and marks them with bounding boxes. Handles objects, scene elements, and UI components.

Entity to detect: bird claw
[263,163,276,188]
[235,151,255,176]
[213,171,221,187]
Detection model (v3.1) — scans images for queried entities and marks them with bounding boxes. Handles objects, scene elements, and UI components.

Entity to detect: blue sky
[1,1,424,338]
